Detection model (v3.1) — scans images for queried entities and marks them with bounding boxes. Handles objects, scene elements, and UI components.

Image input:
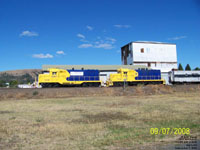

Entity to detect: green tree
[9,80,18,88]
[178,63,184,70]
[194,67,200,70]
[0,80,6,87]
[185,64,191,71]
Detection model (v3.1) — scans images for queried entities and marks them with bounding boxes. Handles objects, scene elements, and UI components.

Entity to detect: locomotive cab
[38,68,101,87]
[107,68,138,86]
[107,68,164,86]
[38,68,70,87]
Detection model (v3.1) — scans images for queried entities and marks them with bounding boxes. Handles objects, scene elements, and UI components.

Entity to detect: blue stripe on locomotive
[135,69,161,80]
[67,70,100,81]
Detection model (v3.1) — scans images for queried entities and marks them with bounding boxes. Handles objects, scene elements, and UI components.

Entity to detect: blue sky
[0,0,200,71]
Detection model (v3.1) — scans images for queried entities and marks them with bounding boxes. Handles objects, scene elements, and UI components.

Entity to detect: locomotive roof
[42,65,148,71]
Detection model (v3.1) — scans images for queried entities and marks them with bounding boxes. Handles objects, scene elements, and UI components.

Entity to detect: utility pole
[123,73,127,91]
[123,79,126,90]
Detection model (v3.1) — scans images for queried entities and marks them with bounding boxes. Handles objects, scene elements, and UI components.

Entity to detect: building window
[141,48,144,53]
[148,63,151,67]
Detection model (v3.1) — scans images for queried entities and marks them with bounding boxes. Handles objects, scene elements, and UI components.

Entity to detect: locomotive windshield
[42,71,50,74]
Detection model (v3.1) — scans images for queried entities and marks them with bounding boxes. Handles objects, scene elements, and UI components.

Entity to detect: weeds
[35,117,44,123]
[0,93,199,150]
[32,91,39,96]
[74,112,133,124]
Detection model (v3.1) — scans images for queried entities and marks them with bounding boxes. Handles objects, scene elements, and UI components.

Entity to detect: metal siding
[131,42,177,72]
[132,43,177,62]
[135,70,161,80]
[170,71,200,82]
[67,70,100,81]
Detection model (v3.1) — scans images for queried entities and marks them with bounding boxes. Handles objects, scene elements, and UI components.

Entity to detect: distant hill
[0,69,41,78]
[0,69,42,86]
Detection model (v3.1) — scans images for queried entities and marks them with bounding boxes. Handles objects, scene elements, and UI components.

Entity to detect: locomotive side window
[52,72,57,75]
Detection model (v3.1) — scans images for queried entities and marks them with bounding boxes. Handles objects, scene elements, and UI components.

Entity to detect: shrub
[33,91,39,96]
[9,80,18,88]
[0,80,6,87]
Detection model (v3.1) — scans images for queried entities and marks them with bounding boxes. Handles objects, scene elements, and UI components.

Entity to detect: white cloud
[86,25,93,31]
[78,35,116,50]
[106,37,116,44]
[32,53,53,58]
[78,44,93,48]
[77,33,85,39]
[114,24,131,28]
[168,36,187,40]
[94,43,114,49]
[20,30,38,37]
[80,39,89,43]
[78,42,114,49]
[56,51,65,55]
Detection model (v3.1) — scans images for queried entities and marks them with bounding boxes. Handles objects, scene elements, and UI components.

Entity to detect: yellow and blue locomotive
[38,68,165,87]
[38,68,101,87]
[107,68,165,86]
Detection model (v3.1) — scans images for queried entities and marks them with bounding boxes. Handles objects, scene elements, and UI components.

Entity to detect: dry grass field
[0,87,200,150]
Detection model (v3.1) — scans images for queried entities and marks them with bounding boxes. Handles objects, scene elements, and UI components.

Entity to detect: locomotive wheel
[113,82,123,87]
[40,83,49,88]
[93,82,100,87]
[82,82,100,87]
[82,83,88,87]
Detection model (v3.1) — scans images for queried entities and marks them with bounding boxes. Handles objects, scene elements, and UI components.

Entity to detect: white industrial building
[121,41,178,72]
